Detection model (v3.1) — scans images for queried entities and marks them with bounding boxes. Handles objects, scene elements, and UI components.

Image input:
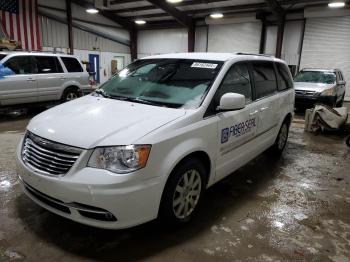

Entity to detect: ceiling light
[210,13,224,19]
[328,1,345,7]
[86,8,99,14]
[135,20,146,25]
[166,0,183,3]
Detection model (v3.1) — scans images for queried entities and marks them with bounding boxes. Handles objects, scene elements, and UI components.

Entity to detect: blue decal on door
[221,118,256,144]
[221,128,230,144]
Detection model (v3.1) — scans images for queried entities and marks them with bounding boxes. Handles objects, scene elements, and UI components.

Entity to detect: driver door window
[215,63,252,105]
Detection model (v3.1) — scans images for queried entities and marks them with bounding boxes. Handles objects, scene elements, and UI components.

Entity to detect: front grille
[22,131,82,176]
[295,90,316,96]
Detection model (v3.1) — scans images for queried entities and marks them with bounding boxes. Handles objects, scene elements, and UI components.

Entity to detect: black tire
[271,120,290,155]
[346,136,350,148]
[61,88,79,103]
[159,157,206,225]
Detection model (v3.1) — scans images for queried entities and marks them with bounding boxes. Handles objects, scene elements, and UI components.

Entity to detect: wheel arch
[159,148,213,201]
[171,151,211,186]
[157,149,212,219]
[284,112,293,126]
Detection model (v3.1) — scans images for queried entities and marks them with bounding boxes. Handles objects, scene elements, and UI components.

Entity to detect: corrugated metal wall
[300,16,350,98]
[207,22,262,53]
[281,20,304,66]
[40,16,129,53]
[137,28,188,58]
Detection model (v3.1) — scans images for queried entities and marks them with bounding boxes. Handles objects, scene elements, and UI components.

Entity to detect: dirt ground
[0,105,349,262]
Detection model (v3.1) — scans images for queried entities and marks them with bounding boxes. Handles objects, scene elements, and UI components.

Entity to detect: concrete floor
[0,107,350,262]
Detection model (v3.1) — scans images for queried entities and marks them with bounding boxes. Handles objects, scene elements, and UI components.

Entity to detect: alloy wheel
[172,169,202,219]
[66,92,78,101]
[278,124,288,150]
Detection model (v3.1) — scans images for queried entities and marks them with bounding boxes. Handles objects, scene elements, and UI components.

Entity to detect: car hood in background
[294,82,335,93]
[27,95,186,148]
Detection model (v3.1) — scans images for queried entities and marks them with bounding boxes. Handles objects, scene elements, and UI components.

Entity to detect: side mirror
[217,93,246,111]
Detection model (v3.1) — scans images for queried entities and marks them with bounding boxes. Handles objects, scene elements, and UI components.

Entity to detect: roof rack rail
[1,50,67,54]
[235,52,275,58]
[301,68,335,71]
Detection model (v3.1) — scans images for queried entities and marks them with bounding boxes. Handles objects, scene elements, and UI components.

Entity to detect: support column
[130,29,137,61]
[66,0,73,54]
[259,19,266,54]
[275,17,285,58]
[188,23,195,52]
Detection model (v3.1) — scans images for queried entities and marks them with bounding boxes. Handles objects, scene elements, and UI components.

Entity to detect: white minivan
[16,53,294,229]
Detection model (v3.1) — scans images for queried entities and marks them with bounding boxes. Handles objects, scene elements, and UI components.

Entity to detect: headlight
[320,88,334,96]
[87,145,151,173]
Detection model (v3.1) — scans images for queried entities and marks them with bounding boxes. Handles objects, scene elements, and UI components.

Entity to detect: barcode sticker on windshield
[191,62,218,69]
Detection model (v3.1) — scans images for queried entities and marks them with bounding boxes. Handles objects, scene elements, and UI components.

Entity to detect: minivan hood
[27,95,186,148]
[294,82,334,92]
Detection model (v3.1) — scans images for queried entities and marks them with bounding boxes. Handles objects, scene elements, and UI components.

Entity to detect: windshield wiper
[126,97,165,107]
[94,91,169,107]
[94,90,131,101]
[94,89,110,98]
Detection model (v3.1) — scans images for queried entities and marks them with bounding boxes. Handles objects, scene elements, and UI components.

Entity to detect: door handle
[249,110,258,116]
[260,106,269,112]
[60,77,67,80]
[27,78,36,82]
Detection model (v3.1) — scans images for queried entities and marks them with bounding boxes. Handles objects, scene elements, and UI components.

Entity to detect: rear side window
[35,56,63,74]
[0,54,7,61]
[275,63,293,91]
[3,56,36,74]
[252,62,277,99]
[60,57,83,72]
[216,63,252,104]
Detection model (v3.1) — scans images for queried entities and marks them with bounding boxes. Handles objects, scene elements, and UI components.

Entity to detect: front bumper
[295,95,336,107]
[16,141,165,229]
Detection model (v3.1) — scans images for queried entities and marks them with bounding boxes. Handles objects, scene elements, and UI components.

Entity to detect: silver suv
[294,69,346,108]
[0,52,90,108]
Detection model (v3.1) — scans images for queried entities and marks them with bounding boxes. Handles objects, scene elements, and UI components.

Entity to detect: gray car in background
[0,52,90,108]
[294,69,346,108]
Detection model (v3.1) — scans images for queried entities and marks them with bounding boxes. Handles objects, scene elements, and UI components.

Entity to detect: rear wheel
[159,158,206,224]
[61,88,79,103]
[271,120,289,155]
[346,136,350,147]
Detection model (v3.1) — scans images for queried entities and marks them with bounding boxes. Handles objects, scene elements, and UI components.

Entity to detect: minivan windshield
[98,59,223,109]
[294,71,336,84]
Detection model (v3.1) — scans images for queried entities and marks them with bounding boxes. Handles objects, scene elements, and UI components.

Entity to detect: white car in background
[0,52,90,108]
[16,53,294,229]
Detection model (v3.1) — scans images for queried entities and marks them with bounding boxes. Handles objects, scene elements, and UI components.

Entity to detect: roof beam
[146,0,192,27]
[109,0,232,12]
[70,0,135,30]
[111,0,328,19]
[265,0,285,19]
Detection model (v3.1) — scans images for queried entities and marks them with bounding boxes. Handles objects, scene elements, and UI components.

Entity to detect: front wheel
[159,158,206,224]
[271,120,290,155]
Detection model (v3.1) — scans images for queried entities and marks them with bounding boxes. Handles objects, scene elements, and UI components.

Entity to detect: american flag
[0,0,41,50]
